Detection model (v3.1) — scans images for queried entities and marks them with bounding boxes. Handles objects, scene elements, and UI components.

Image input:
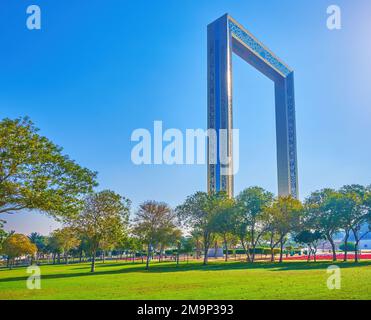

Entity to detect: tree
[72,190,130,272]
[170,229,183,266]
[235,187,274,263]
[176,192,229,265]
[2,233,37,268]
[267,196,303,263]
[339,185,371,262]
[210,197,236,262]
[0,117,97,218]
[0,220,8,252]
[29,232,47,261]
[190,229,203,260]
[179,236,194,263]
[76,234,92,263]
[260,209,282,262]
[51,227,80,264]
[47,233,63,264]
[156,226,182,263]
[132,201,177,270]
[326,189,358,261]
[117,235,144,263]
[294,230,324,262]
[305,189,343,261]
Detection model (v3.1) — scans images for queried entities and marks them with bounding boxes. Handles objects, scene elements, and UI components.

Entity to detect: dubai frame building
[207,14,299,199]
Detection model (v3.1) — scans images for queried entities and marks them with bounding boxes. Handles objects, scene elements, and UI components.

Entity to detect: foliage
[176,191,230,265]
[0,117,97,218]
[339,242,356,252]
[265,196,303,262]
[234,187,274,262]
[0,220,8,251]
[294,230,324,247]
[50,227,80,263]
[132,201,179,269]
[72,190,130,272]
[339,185,371,261]
[304,189,341,261]
[2,233,37,267]
[28,232,47,254]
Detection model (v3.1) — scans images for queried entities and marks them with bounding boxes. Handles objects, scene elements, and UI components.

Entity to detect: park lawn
[0,260,370,300]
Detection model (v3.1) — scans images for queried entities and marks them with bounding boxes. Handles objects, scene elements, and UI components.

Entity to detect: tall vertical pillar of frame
[207,14,234,197]
[275,72,299,198]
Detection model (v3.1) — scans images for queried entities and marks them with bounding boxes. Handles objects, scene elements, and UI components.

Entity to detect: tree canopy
[176,191,231,265]
[2,233,37,268]
[132,201,179,269]
[0,117,97,218]
[72,190,130,272]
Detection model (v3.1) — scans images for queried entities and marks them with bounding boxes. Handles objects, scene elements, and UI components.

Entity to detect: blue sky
[1,0,371,234]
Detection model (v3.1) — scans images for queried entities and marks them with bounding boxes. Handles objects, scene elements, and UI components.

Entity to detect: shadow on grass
[0,260,370,283]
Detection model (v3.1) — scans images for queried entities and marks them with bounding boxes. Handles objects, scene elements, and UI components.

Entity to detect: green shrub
[222,250,234,255]
[339,242,356,252]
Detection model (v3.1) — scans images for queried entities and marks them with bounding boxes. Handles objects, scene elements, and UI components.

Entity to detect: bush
[222,250,234,255]
[339,242,356,252]
[233,248,281,255]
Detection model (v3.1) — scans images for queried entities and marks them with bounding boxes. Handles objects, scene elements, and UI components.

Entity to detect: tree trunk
[203,245,209,265]
[224,240,228,262]
[203,233,210,265]
[251,246,256,263]
[197,240,201,260]
[91,252,96,272]
[177,243,181,266]
[65,252,68,265]
[343,231,349,262]
[240,239,250,262]
[354,240,360,263]
[328,237,337,261]
[269,233,276,262]
[279,238,284,263]
[146,243,151,270]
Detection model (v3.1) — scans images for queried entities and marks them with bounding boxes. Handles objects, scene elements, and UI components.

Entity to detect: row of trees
[3,184,370,271]
[0,117,370,271]
[176,185,371,265]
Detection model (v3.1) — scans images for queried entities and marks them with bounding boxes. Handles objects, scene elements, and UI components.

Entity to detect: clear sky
[1,0,371,234]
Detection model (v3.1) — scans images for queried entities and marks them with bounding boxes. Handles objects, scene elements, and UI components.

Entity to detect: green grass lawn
[0,260,370,300]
